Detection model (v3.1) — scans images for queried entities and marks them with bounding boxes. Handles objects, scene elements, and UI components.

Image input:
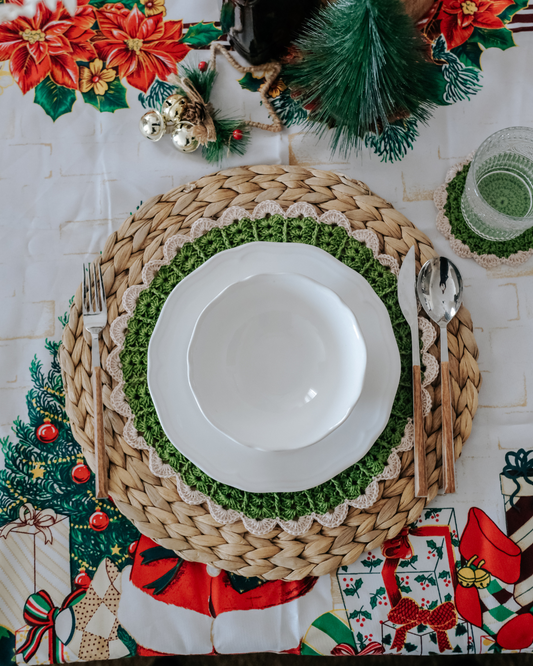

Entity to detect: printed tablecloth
[2,0,533,659]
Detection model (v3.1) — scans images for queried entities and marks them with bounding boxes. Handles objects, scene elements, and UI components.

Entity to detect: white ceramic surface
[147,242,401,493]
[187,273,367,452]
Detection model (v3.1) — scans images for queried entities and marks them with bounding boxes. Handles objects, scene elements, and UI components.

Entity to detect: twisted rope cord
[209,43,283,133]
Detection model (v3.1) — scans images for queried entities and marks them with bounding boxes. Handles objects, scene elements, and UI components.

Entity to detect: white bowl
[187,273,367,452]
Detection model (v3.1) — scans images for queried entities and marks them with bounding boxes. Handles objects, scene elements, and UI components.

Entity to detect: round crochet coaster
[60,166,481,581]
[435,156,533,269]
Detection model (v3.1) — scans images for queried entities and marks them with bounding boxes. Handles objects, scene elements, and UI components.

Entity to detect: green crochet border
[445,163,533,258]
[120,215,412,522]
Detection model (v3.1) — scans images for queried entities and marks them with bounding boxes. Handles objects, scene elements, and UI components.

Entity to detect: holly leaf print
[356,632,365,650]
[426,540,444,560]
[445,593,453,602]
[451,42,483,71]
[82,77,129,113]
[362,557,383,571]
[399,555,419,568]
[180,22,223,48]
[469,27,516,51]
[427,600,439,610]
[415,574,436,586]
[424,509,440,520]
[455,623,467,636]
[343,578,363,597]
[430,632,437,644]
[369,586,386,609]
[405,642,418,652]
[498,0,529,23]
[34,77,76,121]
[382,633,392,646]
[439,570,451,580]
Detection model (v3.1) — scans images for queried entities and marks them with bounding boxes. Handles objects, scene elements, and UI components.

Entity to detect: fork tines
[82,262,106,314]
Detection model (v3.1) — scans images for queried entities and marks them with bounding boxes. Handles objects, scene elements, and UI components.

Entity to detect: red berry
[198,61,207,72]
[232,129,243,140]
[343,578,346,581]
[350,578,353,581]
[379,601,382,605]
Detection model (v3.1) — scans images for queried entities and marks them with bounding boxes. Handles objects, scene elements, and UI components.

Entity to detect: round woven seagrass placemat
[60,166,481,581]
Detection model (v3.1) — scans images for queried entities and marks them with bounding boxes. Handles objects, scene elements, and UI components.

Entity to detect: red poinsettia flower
[93,4,190,93]
[438,0,514,50]
[0,0,97,94]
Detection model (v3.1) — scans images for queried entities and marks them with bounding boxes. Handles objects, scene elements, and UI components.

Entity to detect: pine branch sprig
[284,0,442,156]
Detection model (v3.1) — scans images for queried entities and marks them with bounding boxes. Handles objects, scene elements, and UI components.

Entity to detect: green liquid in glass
[478,170,532,217]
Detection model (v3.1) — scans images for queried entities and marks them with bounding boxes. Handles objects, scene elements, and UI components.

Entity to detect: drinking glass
[461,126,533,241]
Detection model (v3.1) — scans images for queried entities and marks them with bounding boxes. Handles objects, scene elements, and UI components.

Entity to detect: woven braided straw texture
[60,165,481,581]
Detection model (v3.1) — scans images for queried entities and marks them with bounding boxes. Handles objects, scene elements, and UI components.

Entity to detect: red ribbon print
[381,526,457,607]
[387,597,457,653]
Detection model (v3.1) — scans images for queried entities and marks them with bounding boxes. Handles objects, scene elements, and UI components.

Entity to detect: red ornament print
[71,462,91,484]
[74,570,91,589]
[35,419,59,444]
[89,509,109,532]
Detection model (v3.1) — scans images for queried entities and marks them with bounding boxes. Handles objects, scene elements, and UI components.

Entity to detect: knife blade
[397,246,428,498]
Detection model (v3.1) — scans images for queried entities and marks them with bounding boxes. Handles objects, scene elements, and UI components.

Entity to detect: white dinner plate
[148,242,401,493]
[187,273,367,452]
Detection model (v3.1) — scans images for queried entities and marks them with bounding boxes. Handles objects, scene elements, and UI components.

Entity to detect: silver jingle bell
[161,94,188,125]
[171,121,199,153]
[139,109,166,142]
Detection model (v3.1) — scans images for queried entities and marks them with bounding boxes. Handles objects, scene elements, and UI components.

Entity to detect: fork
[82,262,108,498]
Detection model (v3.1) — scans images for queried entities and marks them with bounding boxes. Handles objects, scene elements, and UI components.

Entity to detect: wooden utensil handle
[413,364,428,498]
[92,366,108,498]
[441,360,455,494]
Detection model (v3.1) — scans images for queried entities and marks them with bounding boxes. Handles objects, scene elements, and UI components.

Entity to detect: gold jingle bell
[457,566,475,588]
[139,109,166,142]
[457,555,492,589]
[162,94,188,125]
[171,121,199,153]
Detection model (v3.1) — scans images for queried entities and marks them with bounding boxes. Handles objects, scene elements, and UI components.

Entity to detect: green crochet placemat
[120,214,412,522]
[440,162,533,260]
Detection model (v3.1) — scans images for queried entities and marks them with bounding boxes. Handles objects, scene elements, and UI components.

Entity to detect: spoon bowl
[416,257,463,328]
[417,256,464,495]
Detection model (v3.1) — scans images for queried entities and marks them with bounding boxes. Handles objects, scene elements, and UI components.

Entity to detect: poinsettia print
[438,0,515,49]
[0,0,96,94]
[93,3,190,93]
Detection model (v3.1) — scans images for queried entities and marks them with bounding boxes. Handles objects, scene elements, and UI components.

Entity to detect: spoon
[417,257,464,494]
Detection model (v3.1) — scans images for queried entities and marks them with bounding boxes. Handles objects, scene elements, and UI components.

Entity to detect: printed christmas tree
[0,316,140,589]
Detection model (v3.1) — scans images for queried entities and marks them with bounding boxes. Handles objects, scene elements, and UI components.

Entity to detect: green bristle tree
[284,0,442,156]
[0,328,140,588]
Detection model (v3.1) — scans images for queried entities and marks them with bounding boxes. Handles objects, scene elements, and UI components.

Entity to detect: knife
[397,246,428,498]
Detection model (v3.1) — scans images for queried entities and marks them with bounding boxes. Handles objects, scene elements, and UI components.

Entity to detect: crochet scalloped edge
[106,201,438,537]
[434,153,533,269]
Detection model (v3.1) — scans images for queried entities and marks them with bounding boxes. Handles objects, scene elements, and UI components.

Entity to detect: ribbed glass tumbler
[461,126,533,241]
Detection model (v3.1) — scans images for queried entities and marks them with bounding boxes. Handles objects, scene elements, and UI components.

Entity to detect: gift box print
[337,509,461,653]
